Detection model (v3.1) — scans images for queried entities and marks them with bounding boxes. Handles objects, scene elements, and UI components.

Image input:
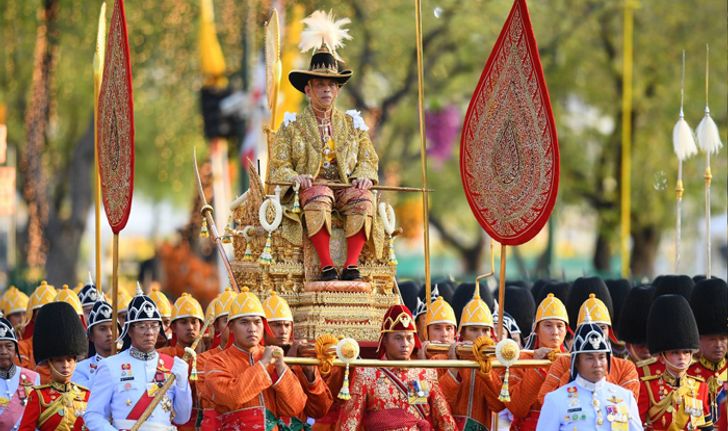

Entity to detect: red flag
[97,0,135,234]
[460,0,559,246]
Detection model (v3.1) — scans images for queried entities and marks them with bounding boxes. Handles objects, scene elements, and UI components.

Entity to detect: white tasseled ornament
[696,107,723,155]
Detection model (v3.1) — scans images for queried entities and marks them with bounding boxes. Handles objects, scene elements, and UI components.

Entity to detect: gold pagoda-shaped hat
[577,294,611,326]
[228,287,266,321]
[459,288,494,331]
[535,293,568,325]
[263,291,293,322]
[171,293,205,323]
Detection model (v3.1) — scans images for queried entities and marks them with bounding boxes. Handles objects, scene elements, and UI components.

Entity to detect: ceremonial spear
[695,44,723,278]
[672,50,698,272]
[97,0,135,354]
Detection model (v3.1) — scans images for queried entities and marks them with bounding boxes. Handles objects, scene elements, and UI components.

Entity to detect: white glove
[171,358,190,390]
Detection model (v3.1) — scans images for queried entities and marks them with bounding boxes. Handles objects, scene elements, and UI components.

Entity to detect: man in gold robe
[270,11,378,281]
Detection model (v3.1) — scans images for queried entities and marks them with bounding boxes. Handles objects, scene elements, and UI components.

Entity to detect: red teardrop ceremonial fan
[96,0,135,354]
[460,0,559,337]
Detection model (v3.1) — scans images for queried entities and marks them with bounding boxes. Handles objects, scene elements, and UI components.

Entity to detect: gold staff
[267,181,433,193]
[92,2,106,294]
[413,0,433,322]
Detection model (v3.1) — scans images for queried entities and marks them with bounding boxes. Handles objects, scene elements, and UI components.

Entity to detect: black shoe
[340,265,361,281]
[320,266,338,281]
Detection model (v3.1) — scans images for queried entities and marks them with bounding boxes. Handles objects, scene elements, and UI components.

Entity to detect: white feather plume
[673,115,698,161]
[298,10,351,60]
[696,108,724,154]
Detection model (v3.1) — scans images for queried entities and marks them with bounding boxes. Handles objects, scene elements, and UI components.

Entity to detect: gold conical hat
[459,288,494,330]
[262,291,293,322]
[28,281,57,311]
[148,285,172,318]
[426,296,457,326]
[213,287,237,320]
[535,293,568,324]
[228,287,265,321]
[55,285,83,315]
[577,294,611,326]
[2,287,29,315]
[171,293,204,322]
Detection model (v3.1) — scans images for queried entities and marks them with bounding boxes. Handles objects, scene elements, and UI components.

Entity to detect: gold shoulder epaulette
[636,357,656,368]
[73,383,90,391]
[33,384,51,390]
[688,374,705,383]
[640,374,661,382]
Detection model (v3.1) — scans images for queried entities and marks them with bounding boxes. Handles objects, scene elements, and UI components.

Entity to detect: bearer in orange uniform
[688,279,727,431]
[204,287,306,430]
[440,286,503,430]
[418,296,457,375]
[338,304,457,430]
[638,294,713,430]
[538,294,639,403]
[158,292,205,431]
[497,293,569,431]
[263,291,334,428]
[18,302,90,431]
[17,281,56,369]
[197,288,235,431]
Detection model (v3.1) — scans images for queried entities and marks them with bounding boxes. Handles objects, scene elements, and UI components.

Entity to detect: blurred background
[0,0,725,303]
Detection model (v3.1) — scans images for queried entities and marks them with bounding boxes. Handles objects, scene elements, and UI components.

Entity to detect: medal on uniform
[0,397,9,407]
[147,383,159,397]
[407,379,428,405]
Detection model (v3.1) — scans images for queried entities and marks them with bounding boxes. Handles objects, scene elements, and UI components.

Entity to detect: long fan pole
[703,44,712,278]
[675,50,686,272]
[111,234,119,354]
[619,0,635,277]
[497,244,507,340]
[414,0,432,319]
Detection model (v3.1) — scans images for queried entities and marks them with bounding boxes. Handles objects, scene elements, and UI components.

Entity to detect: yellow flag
[275,4,305,129]
[199,0,227,88]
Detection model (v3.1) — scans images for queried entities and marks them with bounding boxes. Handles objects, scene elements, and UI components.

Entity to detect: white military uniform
[537,375,642,431]
[72,353,105,388]
[83,347,192,431]
[0,366,40,431]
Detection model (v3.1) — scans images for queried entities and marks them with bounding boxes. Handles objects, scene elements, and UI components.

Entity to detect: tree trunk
[630,224,660,278]
[44,116,95,285]
[19,0,60,271]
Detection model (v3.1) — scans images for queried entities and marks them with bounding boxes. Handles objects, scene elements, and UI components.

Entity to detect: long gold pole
[283,357,551,370]
[619,0,635,277]
[111,234,119,354]
[414,0,432,315]
[497,244,507,340]
[93,3,106,293]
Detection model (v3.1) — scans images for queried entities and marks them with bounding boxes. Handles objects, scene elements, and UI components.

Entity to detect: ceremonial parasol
[460,0,559,338]
[97,0,135,353]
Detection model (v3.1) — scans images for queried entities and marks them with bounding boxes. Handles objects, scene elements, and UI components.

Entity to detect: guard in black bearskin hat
[653,274,694,300]
[18,302,89,430]
[638,295,713,430]
[687,278,728,430]
[71,296,118,389]
[504,284,536,340]
[538,318,642,431]
[618,285,656,365]
[605,279,631,339]
[83,286,192,430]
[0,316,39,430]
